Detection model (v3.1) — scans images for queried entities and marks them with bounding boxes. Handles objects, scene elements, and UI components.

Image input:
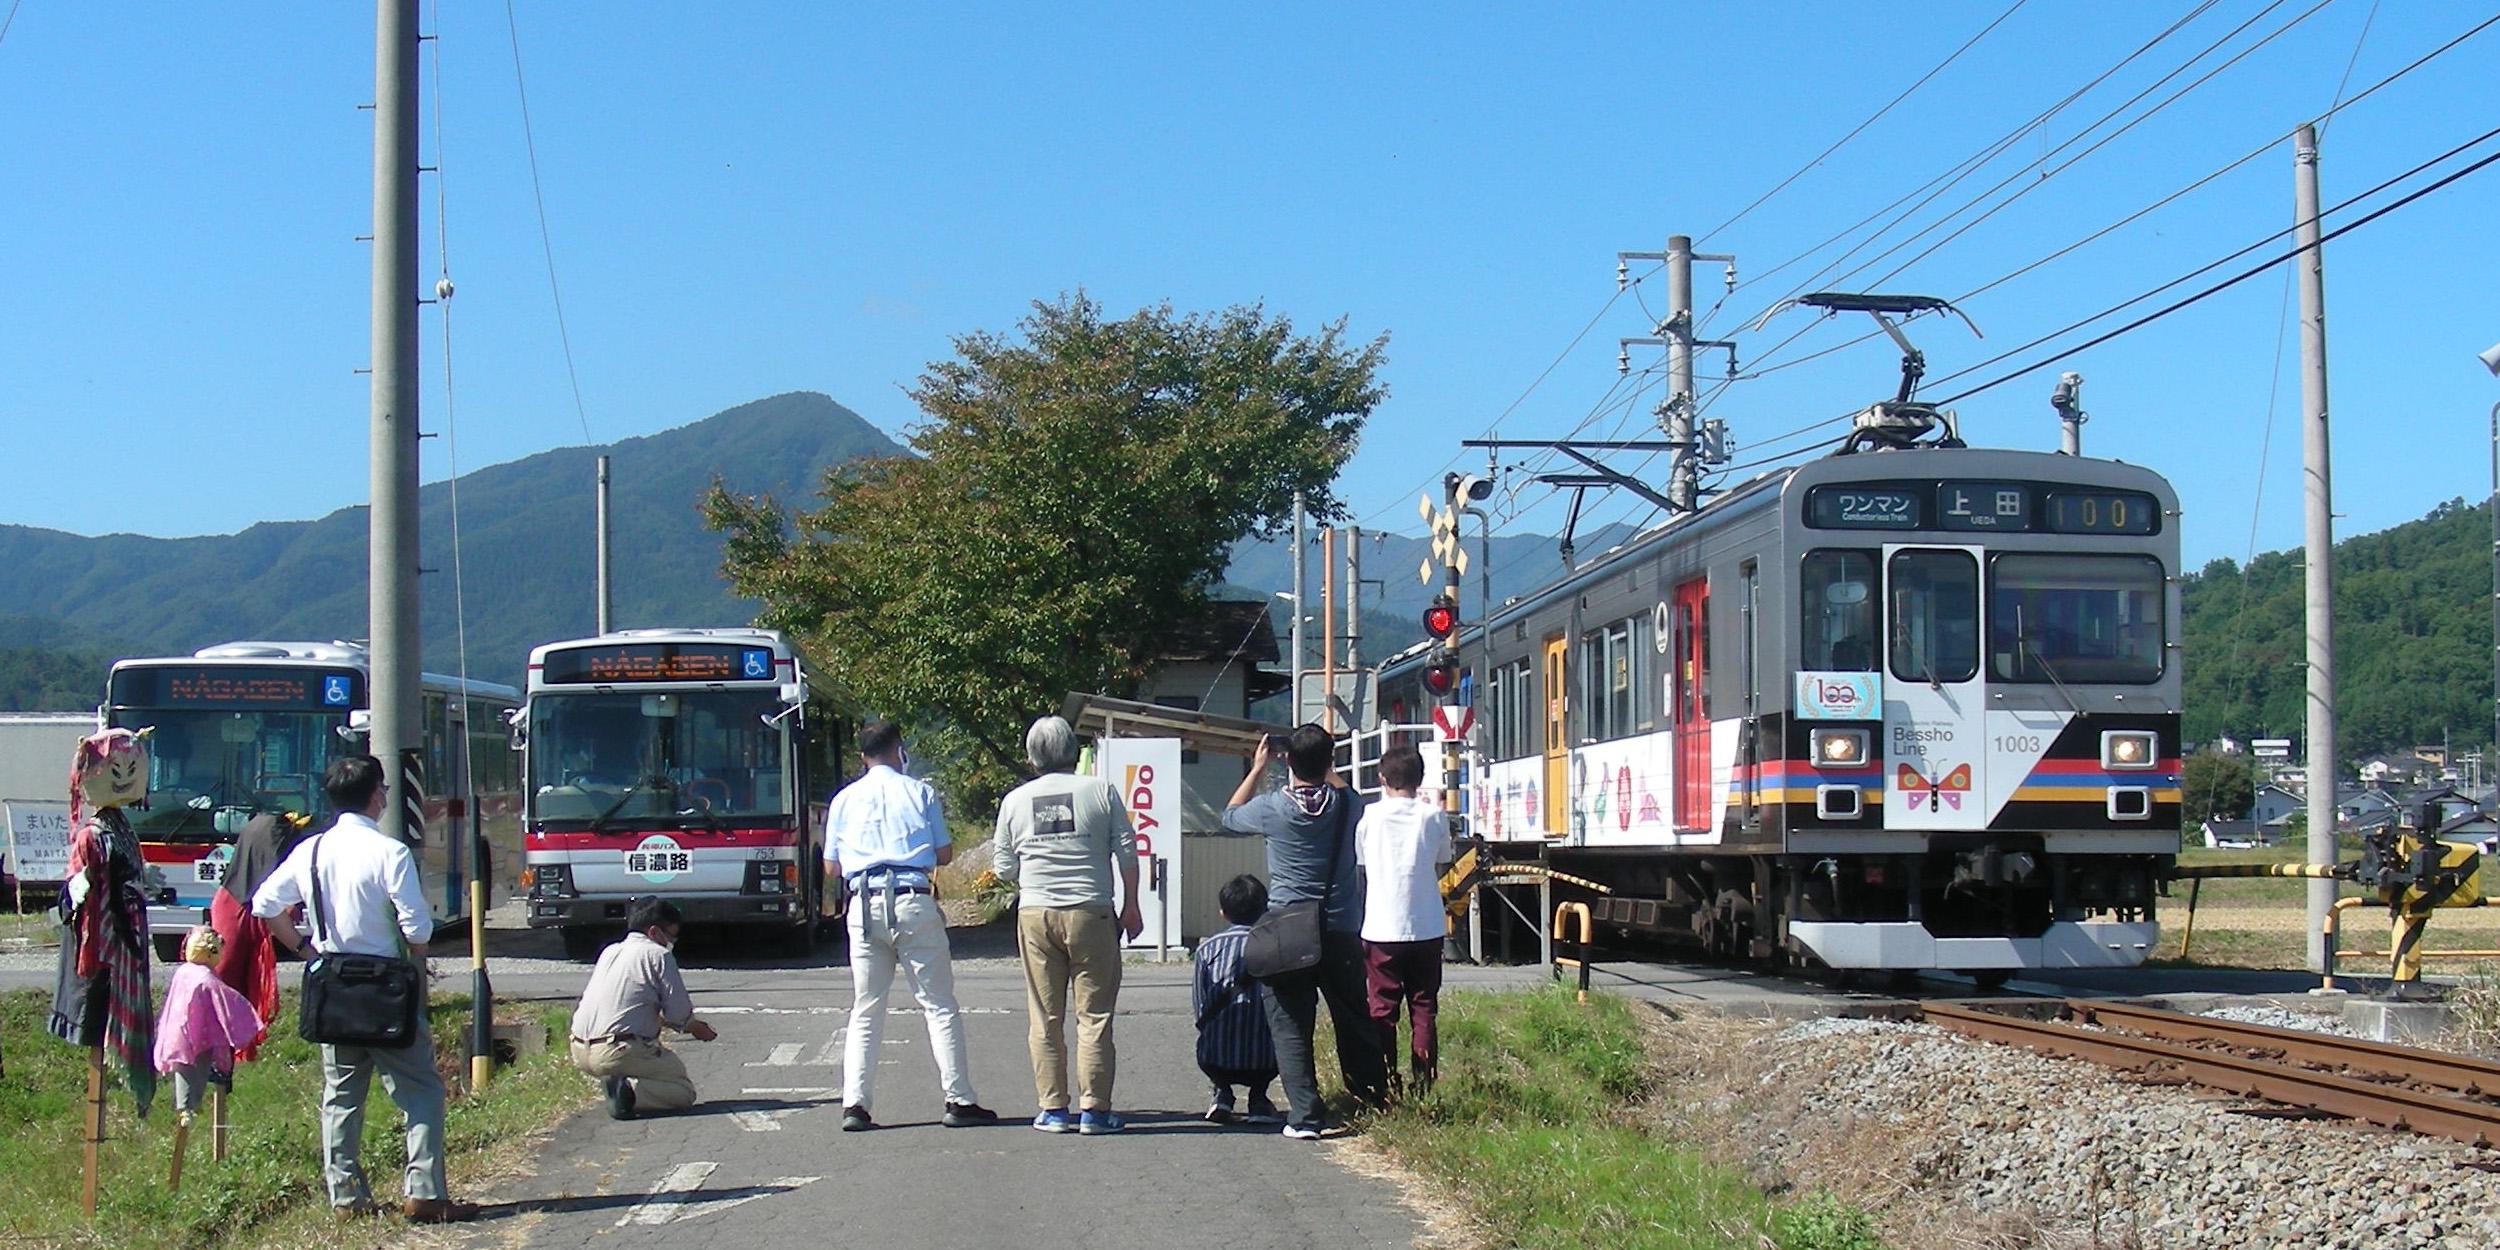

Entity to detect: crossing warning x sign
[1432,706,1475,742]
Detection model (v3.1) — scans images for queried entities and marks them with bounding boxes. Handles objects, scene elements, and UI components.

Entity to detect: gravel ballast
[1676,1014,2500,1249]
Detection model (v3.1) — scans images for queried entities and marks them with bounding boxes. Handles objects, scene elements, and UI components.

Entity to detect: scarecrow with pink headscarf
[47,727,159,1119]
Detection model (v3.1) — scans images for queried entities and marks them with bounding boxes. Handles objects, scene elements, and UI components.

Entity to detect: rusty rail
[2070,1001,2500,1101]
[1919,1001,2500,1150]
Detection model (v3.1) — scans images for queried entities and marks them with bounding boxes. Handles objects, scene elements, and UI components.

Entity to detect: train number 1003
[1993,735,2043,754]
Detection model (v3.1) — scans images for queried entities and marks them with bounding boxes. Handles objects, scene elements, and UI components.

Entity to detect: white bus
[105,640,520,959]
[518,629,839,958]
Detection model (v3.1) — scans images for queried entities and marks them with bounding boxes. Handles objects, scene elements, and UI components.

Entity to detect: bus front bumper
[524,894,815,929]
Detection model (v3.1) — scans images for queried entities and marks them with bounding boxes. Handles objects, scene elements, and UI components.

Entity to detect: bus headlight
[1811,728,1869,769]
[2101,730,2158,770]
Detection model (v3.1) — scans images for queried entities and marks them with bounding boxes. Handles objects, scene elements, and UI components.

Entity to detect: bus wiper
[590,778,673,833]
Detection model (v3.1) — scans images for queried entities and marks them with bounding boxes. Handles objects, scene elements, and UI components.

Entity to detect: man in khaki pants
[993,716,1143,1135]
[569,896,716,1118]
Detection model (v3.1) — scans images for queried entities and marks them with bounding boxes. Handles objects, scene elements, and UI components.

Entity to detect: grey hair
[1025,715,1081,771]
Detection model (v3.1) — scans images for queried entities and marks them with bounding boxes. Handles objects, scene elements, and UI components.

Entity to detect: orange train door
[1673,577,1711,832]
[1541,633,1568,836]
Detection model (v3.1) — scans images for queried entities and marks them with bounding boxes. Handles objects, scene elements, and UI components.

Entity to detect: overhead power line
[1932,133,2500,406]
[1697,0,2031,246]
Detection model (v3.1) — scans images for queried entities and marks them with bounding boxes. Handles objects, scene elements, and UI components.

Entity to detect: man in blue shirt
[823,720,995,1132]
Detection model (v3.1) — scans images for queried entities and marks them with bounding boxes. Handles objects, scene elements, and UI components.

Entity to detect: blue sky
[3,1,2497,572]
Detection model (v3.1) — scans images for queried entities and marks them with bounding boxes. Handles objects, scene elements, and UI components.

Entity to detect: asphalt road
[438,940,1429,1250]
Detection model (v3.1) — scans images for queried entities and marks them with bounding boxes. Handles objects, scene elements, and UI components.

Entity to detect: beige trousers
[1016,904,1123,1112]
[570,1036,697,1111]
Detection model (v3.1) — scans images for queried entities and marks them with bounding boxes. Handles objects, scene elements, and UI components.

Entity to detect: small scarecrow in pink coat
[155,924,263,1186]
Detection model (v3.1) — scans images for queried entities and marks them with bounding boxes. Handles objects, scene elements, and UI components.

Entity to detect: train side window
[1887,549,1980,684]
[1801,550,1879,671]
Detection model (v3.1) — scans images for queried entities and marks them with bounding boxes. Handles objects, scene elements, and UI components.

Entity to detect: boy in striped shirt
[1192,874,1281,1124]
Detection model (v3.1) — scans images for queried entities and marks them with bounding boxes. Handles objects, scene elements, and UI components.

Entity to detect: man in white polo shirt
[823,719,995,1132]
[253,754,476,1223]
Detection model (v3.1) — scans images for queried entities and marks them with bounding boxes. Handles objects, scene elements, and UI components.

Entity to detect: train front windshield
[115,708,346,841]
[528,690,792,826]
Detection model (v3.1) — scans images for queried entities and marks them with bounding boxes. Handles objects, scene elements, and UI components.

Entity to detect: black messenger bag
[297,835,423,1049]
[1239,792,1349,980]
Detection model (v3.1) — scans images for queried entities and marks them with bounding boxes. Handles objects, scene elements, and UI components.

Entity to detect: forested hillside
[0,393,902,700]
[2183,496,2493,761]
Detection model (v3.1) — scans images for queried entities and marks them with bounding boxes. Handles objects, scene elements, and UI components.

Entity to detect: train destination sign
[1805,482,2161,536]
[108,665,361,711]
[1805,486,1921,530]
[539,643,775,685]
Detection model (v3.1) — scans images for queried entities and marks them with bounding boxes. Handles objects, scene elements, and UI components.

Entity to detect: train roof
[1381,444,2178,678]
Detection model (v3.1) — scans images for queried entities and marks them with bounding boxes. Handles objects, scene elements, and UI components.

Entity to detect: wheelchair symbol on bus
[322,676,353,706]
[741,649,771,679]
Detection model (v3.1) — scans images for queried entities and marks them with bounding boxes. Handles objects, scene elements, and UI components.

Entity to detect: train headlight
[1811,728,1869,769]
[2101,730,2158,771]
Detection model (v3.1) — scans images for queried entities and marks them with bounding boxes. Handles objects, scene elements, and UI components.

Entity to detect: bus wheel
[153,933,184,964]
[560,926,605,961]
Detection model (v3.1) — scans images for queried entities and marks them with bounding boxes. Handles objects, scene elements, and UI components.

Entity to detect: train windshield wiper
[2014,607,2081,713]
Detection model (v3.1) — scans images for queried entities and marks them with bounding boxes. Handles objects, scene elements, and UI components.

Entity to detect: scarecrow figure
[155,924,263,1186]
[48,727,157,1213]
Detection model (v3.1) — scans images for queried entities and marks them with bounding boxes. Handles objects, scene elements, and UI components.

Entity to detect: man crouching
[569,896,716,1118]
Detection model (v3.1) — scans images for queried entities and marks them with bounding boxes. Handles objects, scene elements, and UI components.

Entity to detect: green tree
[703,295,1385,810]
[2181,749,2254,827]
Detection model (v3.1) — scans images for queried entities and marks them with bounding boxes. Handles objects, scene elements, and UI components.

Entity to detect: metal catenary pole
[370,0,423,848]
[596,453,614,634]
[1665,235,1697,513]
[1347,524,1363,729]
[2295,123,2339,973]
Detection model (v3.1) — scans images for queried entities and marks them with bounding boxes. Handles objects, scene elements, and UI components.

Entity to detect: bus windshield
[1989,553,2166,684]
[113,708,347,841]
[528,690,790,826]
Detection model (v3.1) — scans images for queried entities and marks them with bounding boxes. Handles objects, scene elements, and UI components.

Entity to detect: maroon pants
[1362,938,1442,1081]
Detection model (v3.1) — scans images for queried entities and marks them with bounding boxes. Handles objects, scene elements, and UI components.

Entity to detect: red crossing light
[1422,598,1458,641]
[1422,656,1459,697]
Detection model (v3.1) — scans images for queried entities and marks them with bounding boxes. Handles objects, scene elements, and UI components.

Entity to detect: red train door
[1673,577,1711,832]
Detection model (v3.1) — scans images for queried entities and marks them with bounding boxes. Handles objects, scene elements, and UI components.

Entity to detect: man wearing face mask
[823,719,995,1132]
[568,896,716,1119]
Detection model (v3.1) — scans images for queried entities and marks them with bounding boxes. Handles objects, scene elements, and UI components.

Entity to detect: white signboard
[2252,739,2293,760]
[3,800,74,885]
[1793,671,1882,720]
[1096,737,1184,953]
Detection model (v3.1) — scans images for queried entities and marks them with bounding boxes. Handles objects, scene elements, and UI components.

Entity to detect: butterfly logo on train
[1896,762,1973,812]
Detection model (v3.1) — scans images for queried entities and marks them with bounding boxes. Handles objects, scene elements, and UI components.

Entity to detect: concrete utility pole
[2482,340,2500,776]
[1665,235,1697,512]
[369,0,423,848]
[595,454,614,634]
[1290,491,1306,726]
[1346,525,1363,681]
[2295,123,2338,973]
[1320,525,1337,734]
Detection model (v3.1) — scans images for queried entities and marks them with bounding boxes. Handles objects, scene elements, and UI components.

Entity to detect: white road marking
[729,1110,794,1132]
[663,1177,820,1224]
[614,1161,819,1224]
[616,1161,716,1226]
[809,1029,843,1065]
[743,1043,805,1067]
[739,1087,836,1095]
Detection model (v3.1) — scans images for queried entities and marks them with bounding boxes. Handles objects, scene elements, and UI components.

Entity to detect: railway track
[1919,999,2500,1150]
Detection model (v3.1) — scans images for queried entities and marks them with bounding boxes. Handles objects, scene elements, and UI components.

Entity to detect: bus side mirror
[502,706,526,752]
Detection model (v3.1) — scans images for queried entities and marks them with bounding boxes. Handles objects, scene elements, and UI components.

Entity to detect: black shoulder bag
[297,835,423,1049]
[1239,789,1350,980]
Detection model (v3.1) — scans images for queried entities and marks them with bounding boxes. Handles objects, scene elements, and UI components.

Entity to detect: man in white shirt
[823,719,994,1132]
[1354,745,1452,1092]
[252,754,476,1224]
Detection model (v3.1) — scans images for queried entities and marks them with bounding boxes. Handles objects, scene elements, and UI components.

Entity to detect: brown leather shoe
[404,1197,482,1223]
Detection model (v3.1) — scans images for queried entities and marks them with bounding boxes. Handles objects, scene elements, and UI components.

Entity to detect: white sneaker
[1281,1122,1324,1140]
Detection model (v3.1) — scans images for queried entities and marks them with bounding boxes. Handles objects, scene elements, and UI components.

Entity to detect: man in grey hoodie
[1218,723,1387,1137]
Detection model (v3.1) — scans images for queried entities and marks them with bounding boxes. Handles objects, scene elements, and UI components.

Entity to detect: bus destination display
[110,666,361,711]
[540,643,776,685]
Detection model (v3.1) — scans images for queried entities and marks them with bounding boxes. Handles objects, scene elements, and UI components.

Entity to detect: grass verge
[1,909,61,948]
[1360,988,1882,1250]
[1,987,587,1249]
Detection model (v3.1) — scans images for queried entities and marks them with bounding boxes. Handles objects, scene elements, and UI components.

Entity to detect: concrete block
[2341,998,2454,1045]
[491,1017,549,1062]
